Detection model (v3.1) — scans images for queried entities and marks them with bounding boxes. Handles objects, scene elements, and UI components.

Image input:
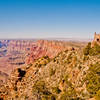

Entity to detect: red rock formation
[0,40,36,80]
[26,40,73,64]
[7,40,35,53]
[0,39,84,83]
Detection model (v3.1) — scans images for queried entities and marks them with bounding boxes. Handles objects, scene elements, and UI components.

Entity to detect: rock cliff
[25,40,85,64]
[0,39,86,84]
[1,42,100,100]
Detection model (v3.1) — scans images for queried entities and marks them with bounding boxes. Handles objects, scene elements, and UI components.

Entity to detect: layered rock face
[0,39,86,83]
[0,40,35,83]
[0,71,9,84]
[1,42,100,100]
[26,40,85,64]
[0,40,9,57]
[1,35,100,100]
[0,40,9,48]
[7,40,36,53]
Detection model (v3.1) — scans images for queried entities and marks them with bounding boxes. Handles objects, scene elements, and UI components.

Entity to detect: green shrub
[83,42,91,55]
[83,55,89,61]
[64,75,69,84]
[52,87,61,94]
[83,42,100,56]
[60,89,77,100]
[42,95,56,100]
[32,80,51,96]
[25,96,29,99]
[63,75,72,87]
[66,54,73,64]
[60,93,67,100]
[59,75,77,100]
[49,68,56,76]
[85,63,100,97]
[89,43,100,55]
[95,90,100,100]
[35,56,50,67]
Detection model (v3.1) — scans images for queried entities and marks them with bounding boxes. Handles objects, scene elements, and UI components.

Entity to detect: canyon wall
[0,39,86,83]
[7,40,36,53]
[26,40,73,64]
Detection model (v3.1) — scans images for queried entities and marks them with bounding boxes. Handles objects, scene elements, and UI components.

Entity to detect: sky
[0,0,100,39]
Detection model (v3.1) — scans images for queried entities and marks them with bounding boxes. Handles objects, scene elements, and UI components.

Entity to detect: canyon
[0,39,86,84]
[1,35,100,100]
[1,38,100,100]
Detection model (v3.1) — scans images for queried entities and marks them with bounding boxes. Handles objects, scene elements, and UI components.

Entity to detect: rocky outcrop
[0,71,9,84]
[0,40,9,48]
[7,40,35,53]
[0,40,9,57]
[1,44,100,100]
[25,40,83,64]
[0,40,34,83]
[0,39,86,84]
[91,32,100,47]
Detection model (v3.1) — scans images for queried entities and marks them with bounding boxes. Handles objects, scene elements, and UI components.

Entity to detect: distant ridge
[0,38,92,42]
[40,38,92,42]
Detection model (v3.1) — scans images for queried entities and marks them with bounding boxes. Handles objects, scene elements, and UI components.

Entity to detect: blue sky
[0,0,100,39]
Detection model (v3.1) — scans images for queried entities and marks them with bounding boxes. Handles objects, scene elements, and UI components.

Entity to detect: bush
[83,42,91,55]
[83,42,100,56]
[52,87,61,94]
[33,80,51,95]
[95,90,100,100]
[49,68,56,76]
[64,75,69,84]
[66,53,73,64]
[85,63,100,97]
[35,56,50,67]
[60,93,67,100]
[42,95,56,100]
[60,89,77,100]
[59,74,77,100]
